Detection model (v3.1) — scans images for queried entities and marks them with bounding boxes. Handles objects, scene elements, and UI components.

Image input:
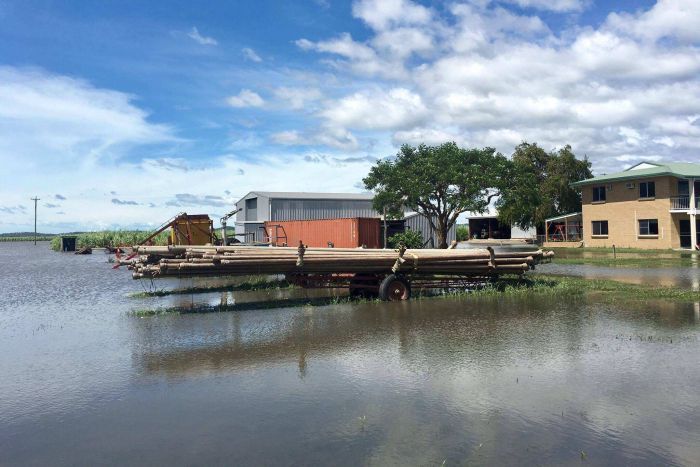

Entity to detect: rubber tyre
[378,274,411,301]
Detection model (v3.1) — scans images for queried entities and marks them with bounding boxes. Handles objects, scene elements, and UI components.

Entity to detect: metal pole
[31,196,40,245]
[383,206,387,249]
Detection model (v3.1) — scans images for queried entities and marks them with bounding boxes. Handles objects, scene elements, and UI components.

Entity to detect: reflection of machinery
[219,208,241,246]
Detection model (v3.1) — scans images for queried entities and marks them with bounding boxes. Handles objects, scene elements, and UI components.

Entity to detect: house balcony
[670,196,699,212]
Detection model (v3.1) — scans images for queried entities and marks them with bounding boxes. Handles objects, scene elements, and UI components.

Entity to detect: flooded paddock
[1,242,699,465]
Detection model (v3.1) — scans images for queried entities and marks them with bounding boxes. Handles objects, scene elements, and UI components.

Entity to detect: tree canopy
[496,142,592,229]
[363,142,510,248]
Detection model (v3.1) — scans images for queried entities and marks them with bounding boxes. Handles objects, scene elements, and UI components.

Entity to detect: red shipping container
[264,218,381,248]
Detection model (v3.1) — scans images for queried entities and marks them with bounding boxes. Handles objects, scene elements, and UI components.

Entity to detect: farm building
[464,204,537,241]
[234,191,455,247]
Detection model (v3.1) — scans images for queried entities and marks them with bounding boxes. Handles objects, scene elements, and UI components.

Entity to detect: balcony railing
[670,196,690,210]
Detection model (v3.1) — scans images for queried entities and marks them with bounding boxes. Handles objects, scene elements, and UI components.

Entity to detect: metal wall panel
[241,222,266,243]
[264,218,381,248]
[270,199,379,222]
[404,214,456,248]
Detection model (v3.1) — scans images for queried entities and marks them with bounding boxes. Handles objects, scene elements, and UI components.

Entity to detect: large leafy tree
[363,142,510,248]
[497,142,592,229]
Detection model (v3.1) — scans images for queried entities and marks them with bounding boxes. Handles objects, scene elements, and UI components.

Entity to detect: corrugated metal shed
[404,213,456,247]
[270,198,378,222]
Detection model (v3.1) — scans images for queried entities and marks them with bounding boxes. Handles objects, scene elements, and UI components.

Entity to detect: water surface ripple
[1,242,699,465]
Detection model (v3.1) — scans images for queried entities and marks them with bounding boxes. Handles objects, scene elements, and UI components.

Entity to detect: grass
[0,236,55,242]
[50,230,170,251]
[129,277,291,298]
[129,274,700,317]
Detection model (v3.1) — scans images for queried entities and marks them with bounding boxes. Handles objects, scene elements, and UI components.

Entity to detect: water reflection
[2,242,700,466]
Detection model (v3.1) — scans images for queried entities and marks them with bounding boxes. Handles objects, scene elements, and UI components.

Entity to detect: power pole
[31,196,40,245]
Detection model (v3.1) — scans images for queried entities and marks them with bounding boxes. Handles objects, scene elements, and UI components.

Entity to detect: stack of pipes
[124,244,553,280]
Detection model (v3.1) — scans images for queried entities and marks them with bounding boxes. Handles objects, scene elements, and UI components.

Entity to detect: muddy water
[1,242,699,465]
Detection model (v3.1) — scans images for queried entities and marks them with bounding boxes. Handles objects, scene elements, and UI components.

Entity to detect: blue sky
[0,0,698,232]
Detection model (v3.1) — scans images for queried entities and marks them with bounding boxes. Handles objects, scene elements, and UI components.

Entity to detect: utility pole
[31,196,40,245]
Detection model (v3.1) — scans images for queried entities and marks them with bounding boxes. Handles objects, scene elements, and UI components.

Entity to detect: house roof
[238,191,375,202]
[571,161,700,187]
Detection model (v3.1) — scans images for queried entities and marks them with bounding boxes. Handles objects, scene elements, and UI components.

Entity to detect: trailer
[121,243,552,301]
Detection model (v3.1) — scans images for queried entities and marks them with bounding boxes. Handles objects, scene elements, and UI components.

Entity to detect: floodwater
[1,242,700,466]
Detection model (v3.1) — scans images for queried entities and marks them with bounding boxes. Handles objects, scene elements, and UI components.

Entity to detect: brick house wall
[581,175,681,249]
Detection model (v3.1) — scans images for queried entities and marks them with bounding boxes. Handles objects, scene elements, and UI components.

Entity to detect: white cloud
[271,126,359,150]
[501,0,587,13]
[320,88,427,131]
[226,89,264,108]
[241,47,262,62]
[352,0,432,31]
[606,0,700,42]
[187,26,218,46]
[0,66,173,170]
[292,0,700,176]
[274,87,323,109]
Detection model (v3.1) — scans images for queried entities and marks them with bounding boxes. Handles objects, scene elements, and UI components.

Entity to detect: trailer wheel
[379,274,411,301]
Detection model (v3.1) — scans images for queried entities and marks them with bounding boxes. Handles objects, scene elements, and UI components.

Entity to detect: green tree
[497,142,592,229]
[364,142,510,248]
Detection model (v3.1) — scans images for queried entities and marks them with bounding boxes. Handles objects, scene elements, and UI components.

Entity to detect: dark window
[639,181,656,198]
[592,186,606,202]
[678,180,689,196]
[592,221,608,236]
[638,219,659,236]
[245,197,258,221]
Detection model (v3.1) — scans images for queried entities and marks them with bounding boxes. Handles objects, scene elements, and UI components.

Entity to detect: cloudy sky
[1,0,699,232]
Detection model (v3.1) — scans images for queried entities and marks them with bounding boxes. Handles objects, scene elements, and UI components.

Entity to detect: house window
[591,220,608,236]
[639,181,656,199]
[592,186,606,202]
[638,219,659,236]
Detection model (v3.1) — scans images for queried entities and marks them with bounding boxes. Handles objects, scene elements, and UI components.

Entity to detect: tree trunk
[436,215,448,249]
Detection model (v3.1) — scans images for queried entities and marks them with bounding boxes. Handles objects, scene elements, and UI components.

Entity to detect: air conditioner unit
[625,182,635,189]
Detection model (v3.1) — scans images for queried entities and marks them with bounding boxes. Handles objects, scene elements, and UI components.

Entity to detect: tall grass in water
[51,230,170,251]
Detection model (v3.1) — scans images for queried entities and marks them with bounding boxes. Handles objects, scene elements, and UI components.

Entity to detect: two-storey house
[571,161,700,249]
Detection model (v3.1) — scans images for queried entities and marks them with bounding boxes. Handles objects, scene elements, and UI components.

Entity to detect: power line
[30,196,40,245]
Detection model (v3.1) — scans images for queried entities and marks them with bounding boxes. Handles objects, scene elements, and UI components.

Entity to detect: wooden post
[296,241,306,267]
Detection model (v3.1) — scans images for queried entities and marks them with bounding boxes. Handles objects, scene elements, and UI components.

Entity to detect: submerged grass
[131,274,700,317]
[130,294,373,317]
[129,277,291,298]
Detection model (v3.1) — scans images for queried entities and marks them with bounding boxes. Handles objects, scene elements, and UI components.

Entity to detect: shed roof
[545,212,582,223]
[571,161,700,187]
[239,191,375,202]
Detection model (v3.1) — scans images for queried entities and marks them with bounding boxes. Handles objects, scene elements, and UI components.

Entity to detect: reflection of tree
[129,294,699,380]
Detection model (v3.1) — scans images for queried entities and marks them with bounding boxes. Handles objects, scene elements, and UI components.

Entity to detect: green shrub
[388,230,424,249]
[456,224,469,241]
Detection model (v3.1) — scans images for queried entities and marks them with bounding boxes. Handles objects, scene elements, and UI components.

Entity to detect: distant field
[50,230,171,251]
[0,236,55,242]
